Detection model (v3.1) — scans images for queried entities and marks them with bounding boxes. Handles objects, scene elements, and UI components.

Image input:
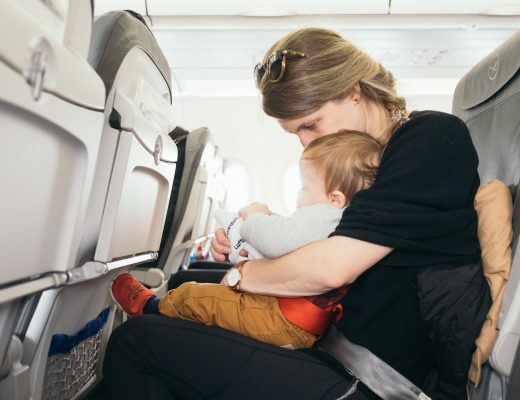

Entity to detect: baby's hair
[301,130,382,202]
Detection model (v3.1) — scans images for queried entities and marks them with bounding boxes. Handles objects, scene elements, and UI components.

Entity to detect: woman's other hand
[210,228,231,262]
[239,202,272,220]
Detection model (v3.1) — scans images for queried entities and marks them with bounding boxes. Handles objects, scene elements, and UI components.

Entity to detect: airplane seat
[203,147,226,257]
[137,126,189,272]
[452,30,520,398]
[18,10,178,400]
[134,127,226,297]
[166,146,228,287]
[0,1,105,398]
[164,127,190,249]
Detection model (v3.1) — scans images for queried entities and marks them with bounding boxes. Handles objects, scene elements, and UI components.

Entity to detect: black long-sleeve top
[331,110,481,396]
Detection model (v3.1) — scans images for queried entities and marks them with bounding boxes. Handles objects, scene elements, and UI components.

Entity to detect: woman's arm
[230,235,392,297]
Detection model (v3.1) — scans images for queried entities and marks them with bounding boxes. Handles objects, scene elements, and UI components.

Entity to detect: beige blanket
[469,180,513,385]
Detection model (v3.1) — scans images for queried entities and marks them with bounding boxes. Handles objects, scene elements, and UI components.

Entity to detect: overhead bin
[146,0,389,16]
[391,0,520,15]
[93,0,146,16]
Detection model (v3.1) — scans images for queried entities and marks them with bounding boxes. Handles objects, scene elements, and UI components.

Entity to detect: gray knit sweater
[240,203,343,259]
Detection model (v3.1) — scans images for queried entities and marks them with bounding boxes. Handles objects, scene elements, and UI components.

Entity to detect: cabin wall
[174,92,453,215]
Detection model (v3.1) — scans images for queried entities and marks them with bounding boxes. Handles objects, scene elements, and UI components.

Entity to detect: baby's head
[297,130,382,209]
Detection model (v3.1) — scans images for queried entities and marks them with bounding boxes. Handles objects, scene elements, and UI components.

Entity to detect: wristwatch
[226,260,247,290]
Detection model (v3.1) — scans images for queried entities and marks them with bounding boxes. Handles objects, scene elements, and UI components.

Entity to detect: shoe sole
[109,274,131,316]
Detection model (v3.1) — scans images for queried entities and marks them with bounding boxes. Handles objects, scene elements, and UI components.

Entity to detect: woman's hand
[210,228,232,262]
[239,202,272,220]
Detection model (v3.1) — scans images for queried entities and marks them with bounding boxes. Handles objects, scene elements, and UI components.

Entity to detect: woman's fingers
[210,228,231,262]
[215,227,231,246]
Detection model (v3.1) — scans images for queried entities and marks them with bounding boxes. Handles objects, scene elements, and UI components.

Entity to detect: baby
[111,130,382,349]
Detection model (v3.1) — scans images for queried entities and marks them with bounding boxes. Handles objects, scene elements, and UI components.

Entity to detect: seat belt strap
[317,326,431,400]
[506,339,520,400]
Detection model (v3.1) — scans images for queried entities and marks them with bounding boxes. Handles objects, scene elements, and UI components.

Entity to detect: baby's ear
[329,190,348,208]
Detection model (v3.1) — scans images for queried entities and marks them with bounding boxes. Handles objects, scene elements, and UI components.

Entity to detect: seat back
[138,127,225,294]
[0,2,105,397]
[19,11,178,400]
[0,0,104,290]
[139,127,189,271]
[452,30,520,394]
[83,9,177,264]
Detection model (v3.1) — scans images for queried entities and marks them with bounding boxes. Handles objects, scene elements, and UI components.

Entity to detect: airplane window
[223,159,251,213]
[282,159,300,214]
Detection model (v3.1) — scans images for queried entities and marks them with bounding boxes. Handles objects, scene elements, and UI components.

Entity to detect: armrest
[168,269,227,290]
[188,261,233,270]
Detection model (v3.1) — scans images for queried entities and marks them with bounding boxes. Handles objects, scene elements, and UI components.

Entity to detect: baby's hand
[239,202,272,220]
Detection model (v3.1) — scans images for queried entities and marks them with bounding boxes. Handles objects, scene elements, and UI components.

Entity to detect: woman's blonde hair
[301,130,383,202]
[258,27,407,141]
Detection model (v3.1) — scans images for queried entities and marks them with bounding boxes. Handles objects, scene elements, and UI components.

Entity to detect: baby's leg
[159,282,316,349]
[111,273,157,317]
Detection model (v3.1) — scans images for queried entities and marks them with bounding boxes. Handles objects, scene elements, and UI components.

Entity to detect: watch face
[227,268,240,286]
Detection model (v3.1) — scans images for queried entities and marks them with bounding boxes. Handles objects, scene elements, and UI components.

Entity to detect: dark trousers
[97,268,375,400]
[101,315,370,400]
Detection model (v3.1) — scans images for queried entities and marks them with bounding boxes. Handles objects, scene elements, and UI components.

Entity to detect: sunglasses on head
[254,49,306,86]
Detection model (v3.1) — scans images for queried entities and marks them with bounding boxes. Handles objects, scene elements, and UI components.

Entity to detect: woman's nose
[300,137,310,147]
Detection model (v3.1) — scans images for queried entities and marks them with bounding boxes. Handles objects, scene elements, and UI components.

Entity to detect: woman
[100,28,490,400]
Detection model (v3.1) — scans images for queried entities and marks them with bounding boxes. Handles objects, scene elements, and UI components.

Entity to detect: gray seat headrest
[453,31,520,193]
[88,10,171,102]
[457,31,520,110]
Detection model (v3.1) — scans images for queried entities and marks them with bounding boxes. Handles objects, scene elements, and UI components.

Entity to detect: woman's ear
[349,83,361,104]
[329,190,348,208]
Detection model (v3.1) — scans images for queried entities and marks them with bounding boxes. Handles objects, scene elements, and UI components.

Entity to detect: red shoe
[111,273,156,317]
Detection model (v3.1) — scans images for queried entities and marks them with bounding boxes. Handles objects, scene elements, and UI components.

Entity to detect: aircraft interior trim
[2,1,520,399]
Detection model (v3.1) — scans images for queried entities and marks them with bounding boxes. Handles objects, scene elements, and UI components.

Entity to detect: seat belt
[506,343,520,400]
[317,326,431,400]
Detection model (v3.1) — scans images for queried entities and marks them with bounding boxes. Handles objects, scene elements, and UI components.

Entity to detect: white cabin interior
[1,2,520,399]
[95,0,520,215]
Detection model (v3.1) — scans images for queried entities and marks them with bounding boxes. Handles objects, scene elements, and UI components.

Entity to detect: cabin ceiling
[93,1,520,96]
[95,0,520,16]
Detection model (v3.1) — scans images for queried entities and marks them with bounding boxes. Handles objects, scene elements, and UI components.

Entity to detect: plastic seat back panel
[0,1,105,284]
[157,129,226,277]
[0,0,103,394]
[24,12,177,398]
[94,46,177,262]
